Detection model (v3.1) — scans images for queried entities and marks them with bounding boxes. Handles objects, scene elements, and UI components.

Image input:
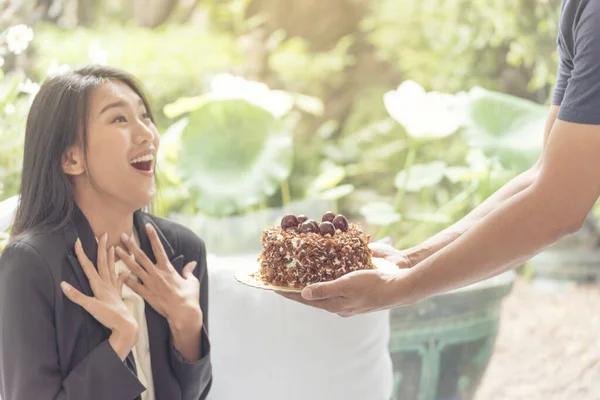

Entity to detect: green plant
[155,73,333,218]
[31,23,244,130]
[0,71,30,201]
[462,86,546,172]
[0,23,39,202]
[356,81,516,248]
[165,98,294,217]
[363,0,560,100]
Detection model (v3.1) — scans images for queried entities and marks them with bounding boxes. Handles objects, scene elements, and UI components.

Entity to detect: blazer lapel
[134,211,183,399]
[64,206,138,374]
[64,205,98,299]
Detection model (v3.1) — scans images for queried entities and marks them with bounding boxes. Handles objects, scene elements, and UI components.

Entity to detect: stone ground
[475,278,600,400]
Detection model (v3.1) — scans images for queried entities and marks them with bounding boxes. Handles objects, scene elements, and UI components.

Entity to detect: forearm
[395,183,581,306]
[108,324,138,361]
[169,306,203,362]
[168,305,212,400]
[405,165,539,265]
[404,106,560,266]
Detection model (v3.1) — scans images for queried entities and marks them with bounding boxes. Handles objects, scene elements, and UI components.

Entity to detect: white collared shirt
[99,232,155,399]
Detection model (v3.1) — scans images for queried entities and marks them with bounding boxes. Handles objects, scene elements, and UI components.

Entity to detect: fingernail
[301,287,313,300]
[61,281,71,291]
[120,233,128,241]
[103,233,108,242]
[76,238,81,246]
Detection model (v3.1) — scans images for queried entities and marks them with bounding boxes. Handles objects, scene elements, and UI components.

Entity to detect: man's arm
[401,105,560,267]
[396,118,600,305]
[283,0,600,317]
[390,0,600,304]
[289,117,600,315]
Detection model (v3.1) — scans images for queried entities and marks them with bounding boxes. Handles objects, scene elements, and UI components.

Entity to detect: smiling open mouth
[129,153,154,172]
[131,161,152,171]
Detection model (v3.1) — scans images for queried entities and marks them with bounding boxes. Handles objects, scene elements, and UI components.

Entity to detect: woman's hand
[118,224,203,362]
[61,234,138,360]
[117,224,201,329]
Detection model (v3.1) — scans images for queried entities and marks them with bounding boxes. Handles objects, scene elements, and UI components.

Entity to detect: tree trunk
[133,0,178,28]
[245,0,401,138]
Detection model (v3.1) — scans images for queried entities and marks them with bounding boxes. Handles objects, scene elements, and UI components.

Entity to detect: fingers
[120,233,154,273]
[368,242,396,258]
[182,261,198,279]
[115,247,149,282]
[74,238,99,288]
[97,233,110,282]
[301,280,343,301]
[145,224,170,268]
[61,281,95,311]
[108,246,117,287]
[124,276,150,299]
[276,291,346,314]
[116,271,128,294]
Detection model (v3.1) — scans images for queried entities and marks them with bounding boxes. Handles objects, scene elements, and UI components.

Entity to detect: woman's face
[67,80,160,211]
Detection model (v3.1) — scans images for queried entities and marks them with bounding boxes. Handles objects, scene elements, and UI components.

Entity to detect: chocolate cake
[256,211,375,288]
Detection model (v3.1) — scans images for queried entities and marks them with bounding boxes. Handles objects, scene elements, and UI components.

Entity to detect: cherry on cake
[256,211,375,288]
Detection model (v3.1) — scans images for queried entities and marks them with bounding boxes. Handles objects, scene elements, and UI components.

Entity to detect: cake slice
[257,212,375,288]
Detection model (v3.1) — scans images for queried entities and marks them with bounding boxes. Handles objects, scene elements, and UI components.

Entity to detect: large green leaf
[320,184,355,200]
[359,201,402,225]
[463,87,546,171]
[176,99,293,216]
[394,161,447,192]
[308,161,346,194]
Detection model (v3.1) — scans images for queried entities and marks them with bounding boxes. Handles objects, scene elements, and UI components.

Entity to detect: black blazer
[0,207,212,400]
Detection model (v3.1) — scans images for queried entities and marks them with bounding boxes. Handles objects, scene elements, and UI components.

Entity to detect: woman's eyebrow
[99,98,144,116]
[99,100,127,116]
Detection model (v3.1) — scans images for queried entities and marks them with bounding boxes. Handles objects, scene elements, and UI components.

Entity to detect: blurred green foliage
[31,22,244,129]
[364,0,560,98]
[0,0,564,251]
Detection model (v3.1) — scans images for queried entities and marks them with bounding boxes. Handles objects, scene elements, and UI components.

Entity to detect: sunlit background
[1,1,599,399]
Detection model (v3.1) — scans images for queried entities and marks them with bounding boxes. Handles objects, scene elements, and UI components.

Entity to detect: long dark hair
[11,65,154,238]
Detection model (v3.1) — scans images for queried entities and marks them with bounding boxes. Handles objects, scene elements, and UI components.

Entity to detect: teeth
[129,153,154,164]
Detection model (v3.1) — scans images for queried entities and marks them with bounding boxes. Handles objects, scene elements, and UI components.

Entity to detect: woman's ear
[62,145,85,176]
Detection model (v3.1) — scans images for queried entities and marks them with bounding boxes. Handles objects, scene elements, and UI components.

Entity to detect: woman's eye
[113,116,127,123]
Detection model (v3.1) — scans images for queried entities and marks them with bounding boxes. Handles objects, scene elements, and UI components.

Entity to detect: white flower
[88,42,108,64]
[18,79,40,95]
[6,24,34,55]
[4,104,15,115]
[46,59,69,77]
[384,80,466,140]
[208,73,294,118]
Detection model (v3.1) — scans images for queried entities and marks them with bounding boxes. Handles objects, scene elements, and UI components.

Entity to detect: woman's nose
[133,120,155,144]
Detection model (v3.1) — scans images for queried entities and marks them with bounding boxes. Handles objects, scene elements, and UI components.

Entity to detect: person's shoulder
[560,0,600,30]
[0,228,64,287]
[575,0,600,28]
[2,228,66,261]
[146,213,206,258]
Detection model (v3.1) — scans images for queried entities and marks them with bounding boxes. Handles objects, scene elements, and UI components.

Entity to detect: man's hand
[368,242,413,268]
[277,268,409,317]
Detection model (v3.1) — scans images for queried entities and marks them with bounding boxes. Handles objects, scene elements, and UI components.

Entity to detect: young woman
[0,65,212,400]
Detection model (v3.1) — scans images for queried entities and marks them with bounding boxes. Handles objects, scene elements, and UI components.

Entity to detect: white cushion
[206,254,393,400]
